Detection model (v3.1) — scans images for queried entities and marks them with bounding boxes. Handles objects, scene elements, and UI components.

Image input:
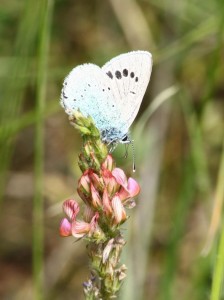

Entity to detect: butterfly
[60,51,152,146]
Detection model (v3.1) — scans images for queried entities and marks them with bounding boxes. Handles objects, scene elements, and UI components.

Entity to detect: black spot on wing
[106,71,113,79]
[115,70,122,79]
[123,69,128,77]
[135,77,138,82]
[130,72,135,78]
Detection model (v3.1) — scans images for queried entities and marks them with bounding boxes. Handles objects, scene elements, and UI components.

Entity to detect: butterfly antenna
[131,140,136,172]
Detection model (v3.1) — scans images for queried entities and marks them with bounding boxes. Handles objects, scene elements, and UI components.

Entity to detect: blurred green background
[0,0,224,299]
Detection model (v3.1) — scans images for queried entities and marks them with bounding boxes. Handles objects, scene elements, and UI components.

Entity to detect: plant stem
[33,0,53,299]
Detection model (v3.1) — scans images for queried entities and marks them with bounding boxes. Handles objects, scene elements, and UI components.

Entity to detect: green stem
[210,135,224,300]
[210,224,224,300]
[33,0,53,299]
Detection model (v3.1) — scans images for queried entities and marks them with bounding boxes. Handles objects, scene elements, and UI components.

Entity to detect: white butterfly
[60,51,152,145]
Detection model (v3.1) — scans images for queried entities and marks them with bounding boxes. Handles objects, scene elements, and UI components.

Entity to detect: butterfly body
[61,51,152,144]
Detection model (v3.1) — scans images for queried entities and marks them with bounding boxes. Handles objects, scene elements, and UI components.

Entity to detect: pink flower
[72,213,99,238]
[63,199,80,220]
[118,177,140,201]
[59,199,100,239]
[101,169,119,195]
[111,194,127,225]
[112,168,140,201]
[59,199,80,237]
[72,220,92,238]
[60,154,140,240]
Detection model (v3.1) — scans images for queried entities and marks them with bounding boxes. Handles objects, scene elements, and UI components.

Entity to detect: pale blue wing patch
[61,64,122,133]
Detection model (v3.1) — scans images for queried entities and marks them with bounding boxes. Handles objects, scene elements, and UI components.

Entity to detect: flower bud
[94,139,108,158]
[90,183,102,208]
[78,153,89,172]
[77,171,92,204]
[88,170,104,191]
[102,169,119,196]
[90,152,101,170]
[102,188,113,217]
[101,154,115,171]
[117,264,127,281]
[102,238,115,263]
[83,141,93,157]
[78,171,91,194]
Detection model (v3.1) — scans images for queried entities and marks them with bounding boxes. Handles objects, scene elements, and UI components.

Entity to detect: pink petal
[101,154,115,171]
[127,177,140,197]
[78,171,91,194]
[89,170,104,191]
[59,218,72,237]
[90,183,102,208]
[71,214,99,238]
[102,238,114,263]
[102,188,113,216]
[112,168,127,187]
[83,205,95,222]
[89,213,99,229]
[72,220,91,238]
[118,178,140,201]
[111,194,127,225]
[63,199,80,221]
[118,187,130,201]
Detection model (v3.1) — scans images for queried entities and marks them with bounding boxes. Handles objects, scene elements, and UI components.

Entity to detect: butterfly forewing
[102,51,152,132]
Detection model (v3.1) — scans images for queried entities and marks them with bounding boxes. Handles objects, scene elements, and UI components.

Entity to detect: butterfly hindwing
[61,63,121,131]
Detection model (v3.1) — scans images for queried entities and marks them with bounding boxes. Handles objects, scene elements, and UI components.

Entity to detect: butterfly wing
[101,51,152,133]
[61,63,122,132]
